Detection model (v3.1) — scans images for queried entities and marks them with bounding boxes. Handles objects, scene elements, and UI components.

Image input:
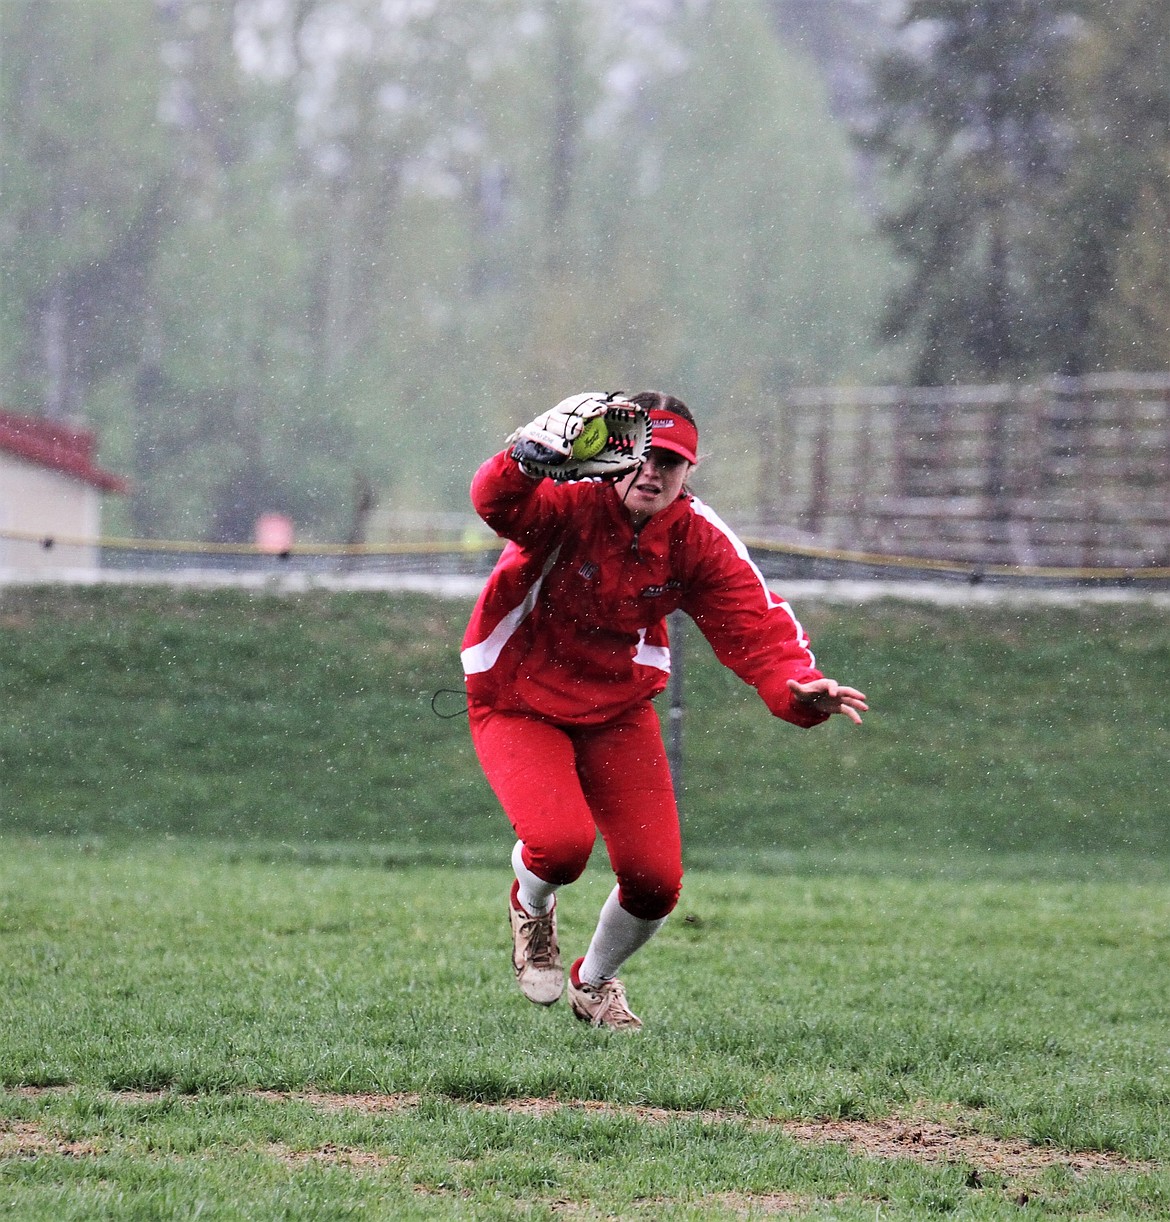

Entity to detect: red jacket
[461,451,828,728]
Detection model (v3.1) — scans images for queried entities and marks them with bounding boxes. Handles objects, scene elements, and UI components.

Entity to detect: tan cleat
[567,957,642,1030]
[509,882,563,1005]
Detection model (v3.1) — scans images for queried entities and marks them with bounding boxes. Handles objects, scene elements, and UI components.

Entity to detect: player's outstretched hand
[787,677,868,725]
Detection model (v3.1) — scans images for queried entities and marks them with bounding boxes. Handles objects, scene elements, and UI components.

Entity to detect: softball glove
[507,392,649,482]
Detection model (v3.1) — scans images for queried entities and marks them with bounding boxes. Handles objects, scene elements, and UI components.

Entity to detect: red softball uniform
[462,450,828,726]
[462,450,828,917]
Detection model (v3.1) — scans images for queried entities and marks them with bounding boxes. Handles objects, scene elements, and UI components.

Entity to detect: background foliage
[860,0,1170,382]
[3,0,1165,544]
[0,0,893,541]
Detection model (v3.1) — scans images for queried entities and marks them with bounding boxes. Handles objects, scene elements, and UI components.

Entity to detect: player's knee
[617,866,682,921]
[523,828,595,887]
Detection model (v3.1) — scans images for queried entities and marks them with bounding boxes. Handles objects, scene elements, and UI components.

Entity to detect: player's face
[617,448,692,525]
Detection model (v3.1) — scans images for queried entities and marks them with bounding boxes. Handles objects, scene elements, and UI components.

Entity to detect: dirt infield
[7,1086,1152,1186]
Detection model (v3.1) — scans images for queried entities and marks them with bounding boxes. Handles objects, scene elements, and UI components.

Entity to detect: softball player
[462,391,866,1029]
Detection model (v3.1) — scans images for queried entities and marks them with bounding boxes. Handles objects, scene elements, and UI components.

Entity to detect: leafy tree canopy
[3,0,893,538]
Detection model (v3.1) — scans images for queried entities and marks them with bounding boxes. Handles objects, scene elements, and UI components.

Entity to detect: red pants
[469,701,683,920]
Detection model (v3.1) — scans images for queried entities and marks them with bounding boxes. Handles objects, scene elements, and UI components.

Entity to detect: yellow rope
[3,526,1169,582]
[739,537,1170,581]
[0,527,497,558]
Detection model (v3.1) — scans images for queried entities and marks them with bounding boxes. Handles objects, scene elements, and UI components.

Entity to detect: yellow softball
[571,415,609,461]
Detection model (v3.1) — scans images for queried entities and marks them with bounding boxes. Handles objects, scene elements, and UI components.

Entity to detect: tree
[1056,0,1170,372]
[2,0,898,535]
[143,0,358,541]
[1093,172,1170,371]
[278,0,895,515]
[860,0,1088,384]
[0,0,170,419]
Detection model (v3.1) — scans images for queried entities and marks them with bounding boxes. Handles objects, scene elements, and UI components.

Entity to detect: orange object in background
[255,513,294,555]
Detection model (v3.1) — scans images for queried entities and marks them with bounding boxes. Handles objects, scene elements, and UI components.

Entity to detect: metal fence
[5,372,1170,590]
[754,373,1170,571]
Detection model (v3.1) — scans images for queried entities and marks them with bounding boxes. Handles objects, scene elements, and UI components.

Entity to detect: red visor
[647,410,699,464]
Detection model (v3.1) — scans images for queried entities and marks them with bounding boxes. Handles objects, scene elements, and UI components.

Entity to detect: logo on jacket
[640,579,681,598]
[578,561,599,581]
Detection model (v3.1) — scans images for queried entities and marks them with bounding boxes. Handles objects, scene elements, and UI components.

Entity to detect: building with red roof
[0,409,129,577]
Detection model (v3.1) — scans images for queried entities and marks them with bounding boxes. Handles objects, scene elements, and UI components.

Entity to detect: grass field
[3,584,1169,872]
[2,584,1169,1218]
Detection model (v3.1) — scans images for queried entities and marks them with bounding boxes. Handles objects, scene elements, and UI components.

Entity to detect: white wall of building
[0,452,102,575]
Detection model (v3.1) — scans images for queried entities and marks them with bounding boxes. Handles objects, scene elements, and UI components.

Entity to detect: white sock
[512,840,556,915]
[579,885,666,984]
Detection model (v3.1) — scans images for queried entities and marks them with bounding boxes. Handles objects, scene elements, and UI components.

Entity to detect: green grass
[2,841,1169,1218]
[1,585,1169,875]
[0,586,481,847]
[679,597,1170,869]
[2,585,1169,1217]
